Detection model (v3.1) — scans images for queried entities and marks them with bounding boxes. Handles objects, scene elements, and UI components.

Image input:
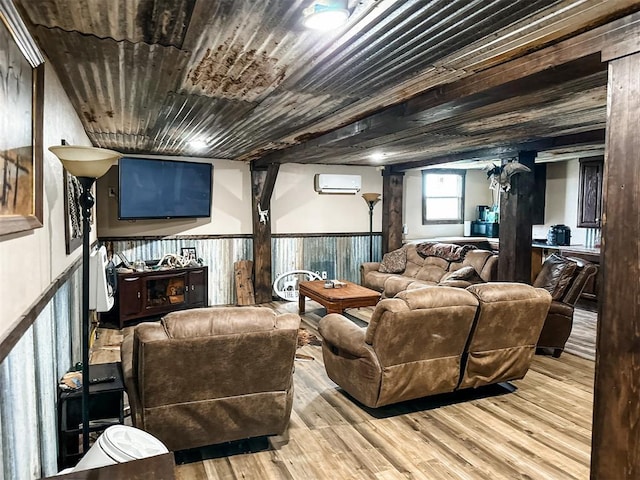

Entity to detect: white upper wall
[273,164,382,233]
[533,159,586,245]
[403,161,589,246]
[0,62,92,341]
[403,169,494,240]
[96,161,383,236]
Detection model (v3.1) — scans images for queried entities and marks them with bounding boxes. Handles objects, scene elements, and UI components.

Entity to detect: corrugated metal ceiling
[15,0,640,166]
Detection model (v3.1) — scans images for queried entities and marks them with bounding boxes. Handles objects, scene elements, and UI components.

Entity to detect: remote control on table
[89,375,116,384]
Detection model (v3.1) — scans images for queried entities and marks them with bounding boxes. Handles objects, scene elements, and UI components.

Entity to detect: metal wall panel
[108,234,380,305]
[0,267,81,480]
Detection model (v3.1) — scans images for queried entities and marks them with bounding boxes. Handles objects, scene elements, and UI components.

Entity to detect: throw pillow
[439,266,484,284]
[378,248,407,273]
[533,254,578,300]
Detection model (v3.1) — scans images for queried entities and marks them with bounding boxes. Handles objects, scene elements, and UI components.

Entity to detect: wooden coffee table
[298,280,381,314]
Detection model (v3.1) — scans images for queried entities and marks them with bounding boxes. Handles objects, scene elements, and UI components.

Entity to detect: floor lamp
[362,193,381,262]
[49,145,122,455]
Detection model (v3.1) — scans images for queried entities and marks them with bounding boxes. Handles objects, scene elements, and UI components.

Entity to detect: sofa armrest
[548,299,574,317]
[319,313,369,357]
[360,262,381,285]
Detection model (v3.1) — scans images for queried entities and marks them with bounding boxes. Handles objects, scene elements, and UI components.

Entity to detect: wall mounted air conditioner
[314,174,362,194]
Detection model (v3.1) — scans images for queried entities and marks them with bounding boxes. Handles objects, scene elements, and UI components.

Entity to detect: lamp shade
[362,192,381,205]
[49,145,122,179]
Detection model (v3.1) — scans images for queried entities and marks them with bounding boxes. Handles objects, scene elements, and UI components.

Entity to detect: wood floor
[92,301,596,480]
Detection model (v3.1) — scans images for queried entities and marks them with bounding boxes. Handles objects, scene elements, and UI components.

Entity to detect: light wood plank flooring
[91,301,596,480]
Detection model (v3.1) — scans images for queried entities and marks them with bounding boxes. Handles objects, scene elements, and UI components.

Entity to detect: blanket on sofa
[415,242,476,262]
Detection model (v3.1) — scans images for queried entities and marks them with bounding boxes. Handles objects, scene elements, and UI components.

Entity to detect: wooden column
[591,43,640,479]
[382,169,404,254]
[250,162,279,304]
[497,150,536,282]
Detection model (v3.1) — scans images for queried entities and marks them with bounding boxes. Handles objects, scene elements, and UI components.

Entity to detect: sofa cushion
[364,270,394,292]
[533,254,578,300]
[383,276,419,298]
[439,266,484,285]
[414,257,450,283]
[378,247,407,273]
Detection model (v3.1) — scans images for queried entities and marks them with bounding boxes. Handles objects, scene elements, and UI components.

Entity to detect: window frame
[421,169,466,225]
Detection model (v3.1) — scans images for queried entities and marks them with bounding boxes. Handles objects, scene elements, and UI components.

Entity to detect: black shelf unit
[57,362,125,470]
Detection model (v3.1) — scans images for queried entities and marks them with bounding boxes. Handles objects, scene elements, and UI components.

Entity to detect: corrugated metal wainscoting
[1,268,82,480]
[106,234,381,305]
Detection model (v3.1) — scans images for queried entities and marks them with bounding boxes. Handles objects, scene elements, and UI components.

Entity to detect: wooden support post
[250,162,279,304]
[497,150,536,282]
[382,169,404,254]
[591,42,640,480]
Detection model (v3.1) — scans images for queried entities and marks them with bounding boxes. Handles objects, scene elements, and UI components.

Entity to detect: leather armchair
[121,306,300,451]
[533,254,598,357]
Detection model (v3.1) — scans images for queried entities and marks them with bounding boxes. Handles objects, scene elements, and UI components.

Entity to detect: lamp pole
[78,176,95,454]
[362,193,381,262]
[49,145,121,457]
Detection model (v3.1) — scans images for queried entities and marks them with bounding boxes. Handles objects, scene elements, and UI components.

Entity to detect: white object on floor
[71,425,169,472]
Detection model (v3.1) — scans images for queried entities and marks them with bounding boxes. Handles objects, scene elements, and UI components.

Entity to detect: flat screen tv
[118,157,212,220]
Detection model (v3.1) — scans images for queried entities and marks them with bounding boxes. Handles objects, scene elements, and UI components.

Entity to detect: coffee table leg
[298,293,306,314]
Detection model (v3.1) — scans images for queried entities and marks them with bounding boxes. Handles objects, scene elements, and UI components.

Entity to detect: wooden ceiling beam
[387,129,606,172]
[253,12,640,168]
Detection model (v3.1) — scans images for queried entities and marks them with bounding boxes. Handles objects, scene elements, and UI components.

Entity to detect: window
[422,169,465,224]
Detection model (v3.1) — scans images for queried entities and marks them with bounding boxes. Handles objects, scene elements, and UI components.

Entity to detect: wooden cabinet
[577,156,603,228]
[102,266,208,328]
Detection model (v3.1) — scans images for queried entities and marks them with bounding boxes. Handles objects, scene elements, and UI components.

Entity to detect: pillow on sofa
[378,248,407,273]
[533,254,578,300]
[439,266,484,285]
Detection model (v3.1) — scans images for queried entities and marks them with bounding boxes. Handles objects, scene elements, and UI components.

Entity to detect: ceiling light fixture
[189,139,208,151]
[303,0,350,31]
[370,152,385,162]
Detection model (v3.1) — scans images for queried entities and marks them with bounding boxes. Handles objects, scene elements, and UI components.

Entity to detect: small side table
[57,362,125,470]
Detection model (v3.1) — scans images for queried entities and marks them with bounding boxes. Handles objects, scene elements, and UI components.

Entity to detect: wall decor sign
[63,169,82,253]
[0,9,44,236]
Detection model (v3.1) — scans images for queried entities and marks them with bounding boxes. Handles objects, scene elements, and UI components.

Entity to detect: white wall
[533,159,587,245]
[0,62,91,343]
[97,161,383,236]
[403,169,494,241]
[273,164,382,233]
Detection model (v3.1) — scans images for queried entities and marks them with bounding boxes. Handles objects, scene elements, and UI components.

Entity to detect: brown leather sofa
[533,254,598,357]
[361,242,498,298]
[121,306,300,451]
[319,283,551,408]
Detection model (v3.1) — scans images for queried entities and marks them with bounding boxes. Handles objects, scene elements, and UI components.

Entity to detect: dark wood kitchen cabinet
[102,266,208,328]
[577,156,603,228]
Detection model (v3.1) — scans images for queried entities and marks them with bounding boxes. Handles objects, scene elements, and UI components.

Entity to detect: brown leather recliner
[121,306,300,451]
[319,286,479,408]
[319,283,551,408]
[533,254,598,357]
[459,283,552,388]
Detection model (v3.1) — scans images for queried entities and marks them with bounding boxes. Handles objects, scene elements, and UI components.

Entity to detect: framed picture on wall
[0,15,44,236]
[181,247,197,261]
[63,169,82,253]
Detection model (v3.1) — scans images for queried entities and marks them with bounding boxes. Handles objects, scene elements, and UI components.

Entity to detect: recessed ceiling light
[189,139,208,151]
[370,152,385,162]
[303,0,349,31]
